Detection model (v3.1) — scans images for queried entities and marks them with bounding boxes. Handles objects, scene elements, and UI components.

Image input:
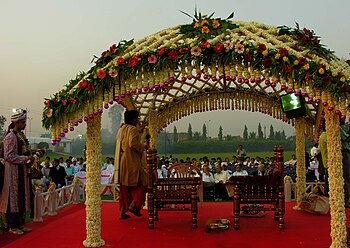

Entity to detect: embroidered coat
[114,124,147,186]
[0,132,30,213]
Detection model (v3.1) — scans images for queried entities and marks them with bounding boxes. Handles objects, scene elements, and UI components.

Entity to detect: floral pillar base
[83,114,105,247]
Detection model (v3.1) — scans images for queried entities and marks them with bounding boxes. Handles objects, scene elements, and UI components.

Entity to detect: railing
[33,182,119,222]
[284,177,325,202]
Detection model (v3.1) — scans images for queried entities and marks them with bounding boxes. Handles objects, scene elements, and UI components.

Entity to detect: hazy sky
[1,0,349,139]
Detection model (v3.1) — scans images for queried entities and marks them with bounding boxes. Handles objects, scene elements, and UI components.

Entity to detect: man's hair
[124,110,139,125]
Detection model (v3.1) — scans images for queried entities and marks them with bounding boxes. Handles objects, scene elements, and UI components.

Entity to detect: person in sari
[0,109,34,234]
[114,110,147,220]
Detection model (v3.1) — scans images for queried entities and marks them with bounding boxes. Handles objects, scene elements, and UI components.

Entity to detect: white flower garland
[325,105,347,247]
[83,114,105,248]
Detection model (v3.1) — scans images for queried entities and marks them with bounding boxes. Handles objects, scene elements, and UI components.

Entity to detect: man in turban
[0,109,34,234]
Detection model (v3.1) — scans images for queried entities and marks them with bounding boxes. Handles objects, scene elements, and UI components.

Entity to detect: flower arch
[43,12,350,247]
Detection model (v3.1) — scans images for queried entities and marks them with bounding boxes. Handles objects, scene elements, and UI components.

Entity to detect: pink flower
[191,46,202,56]
[97,69,106,79]
[148,55,157,64]
[224,41,233,51]
[46,109,53,118]
[235,44,245,54]
[109,69,118,78]
[179,48,189,54]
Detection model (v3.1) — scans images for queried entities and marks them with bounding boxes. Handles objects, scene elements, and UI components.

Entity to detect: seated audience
[214,165,231,200]
[65,159,75,184]
[285,154,297,167]
[49,158,67,188]
[202,165,215,188]
[232,164,248,176]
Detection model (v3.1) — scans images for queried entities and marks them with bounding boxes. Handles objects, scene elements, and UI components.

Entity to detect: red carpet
[1,202,349,248]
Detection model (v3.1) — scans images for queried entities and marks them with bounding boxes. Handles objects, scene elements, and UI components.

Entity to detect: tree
[37,142,49,150]
[0,115,6,136]
[187,123,193,140]
[249,131,257,140]
[218,126,223,141]
[202,124,207,140]
[193,131,201,141]
[243,125,248,140]
[258,123,264,140]
[173,126,178,143]
[108,104,123,140]
[281,130,286,140]
[269,125,275,140]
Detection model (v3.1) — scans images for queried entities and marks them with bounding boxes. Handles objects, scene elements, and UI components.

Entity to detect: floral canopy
[42,11,350,144]
[42,11,350,247]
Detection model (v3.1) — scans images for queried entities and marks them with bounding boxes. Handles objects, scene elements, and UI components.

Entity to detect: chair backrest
[101,170,113,184]
[75,171,87,185]
[167,163,202,179]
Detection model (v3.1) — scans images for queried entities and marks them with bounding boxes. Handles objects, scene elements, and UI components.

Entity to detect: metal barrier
[33,182,119,222]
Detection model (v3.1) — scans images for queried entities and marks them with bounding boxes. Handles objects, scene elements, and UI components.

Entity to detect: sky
[1,0,349,139]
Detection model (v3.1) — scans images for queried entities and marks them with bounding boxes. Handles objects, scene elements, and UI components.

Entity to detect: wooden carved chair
[226,145,285,230]
[147,149,202,229]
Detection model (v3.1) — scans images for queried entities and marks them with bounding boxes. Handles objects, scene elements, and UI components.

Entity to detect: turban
[11,108,27,123]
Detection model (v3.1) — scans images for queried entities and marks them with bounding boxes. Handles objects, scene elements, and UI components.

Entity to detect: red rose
[87,84,95,91]
[304,75,313,80]
[322,76,331,85]
[97,69,106,79]
[100,51,107,58]
[109,44,116,54]
[158,47,166,56]
[214,43,224,54]
[61,100,67,106]
[70,98,77,104]
[128,57,138,67]
[168,50,178,61]
[44,100,51,108]
[79,81,88,89]
[244,54,253,63]
[117,57,125,65]
[257,43,266,53]
[201,42,210,49]
[340,85,349,92]
[278,48,288,57]
[282,65,292,74]
[263,58,272,68]
[179,48,189,54]
[298,57,306,65]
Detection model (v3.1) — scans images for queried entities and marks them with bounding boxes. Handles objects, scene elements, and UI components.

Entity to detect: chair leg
[191,189,198,229]
[147,193,154,229]
[154,206,158,221]
[233,185,240,230]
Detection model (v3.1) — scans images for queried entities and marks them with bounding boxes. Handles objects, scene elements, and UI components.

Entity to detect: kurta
[114,124,147,186]
[0,132,30,213]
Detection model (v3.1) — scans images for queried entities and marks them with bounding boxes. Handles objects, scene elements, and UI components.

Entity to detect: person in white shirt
[236,144,247,158]
[71,157,81,173]
[284,154,297,167]
[214,165,231,200]
[40,156,52,168]
[232,164,248,176]
[202,165,215,187]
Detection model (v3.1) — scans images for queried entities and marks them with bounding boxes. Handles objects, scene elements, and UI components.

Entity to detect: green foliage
[218,126,223,141]
[37,142,49,150]
[243,125,248,140]
[187,123,193,140]
[202,124,207,140]
[173,126,178,143]
[258,123,263,140]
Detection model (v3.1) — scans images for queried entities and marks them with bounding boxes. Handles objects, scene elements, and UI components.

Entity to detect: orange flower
[202,26,210,34]
[201,20,209,26]
[194,22,200,28]
[212,19,220,28]
[46,109,53,118]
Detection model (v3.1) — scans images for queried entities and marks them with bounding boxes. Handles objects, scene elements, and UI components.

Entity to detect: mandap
[42,11,350,247]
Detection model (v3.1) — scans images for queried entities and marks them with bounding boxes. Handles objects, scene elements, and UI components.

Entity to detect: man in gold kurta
[114,110,147,220]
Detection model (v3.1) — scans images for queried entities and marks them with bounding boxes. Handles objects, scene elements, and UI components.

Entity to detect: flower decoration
[278,23,334,59]
[108,68,118,77]
[46,109,53,118]
[191,46,202,56]
[148,55,157,64]
[235,44,245,54]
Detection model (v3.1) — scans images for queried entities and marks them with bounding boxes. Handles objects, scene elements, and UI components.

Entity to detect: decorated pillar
[324,107,347,247]
[148,108,158,149]
[294,117,306,208]
[83,114,105,247]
